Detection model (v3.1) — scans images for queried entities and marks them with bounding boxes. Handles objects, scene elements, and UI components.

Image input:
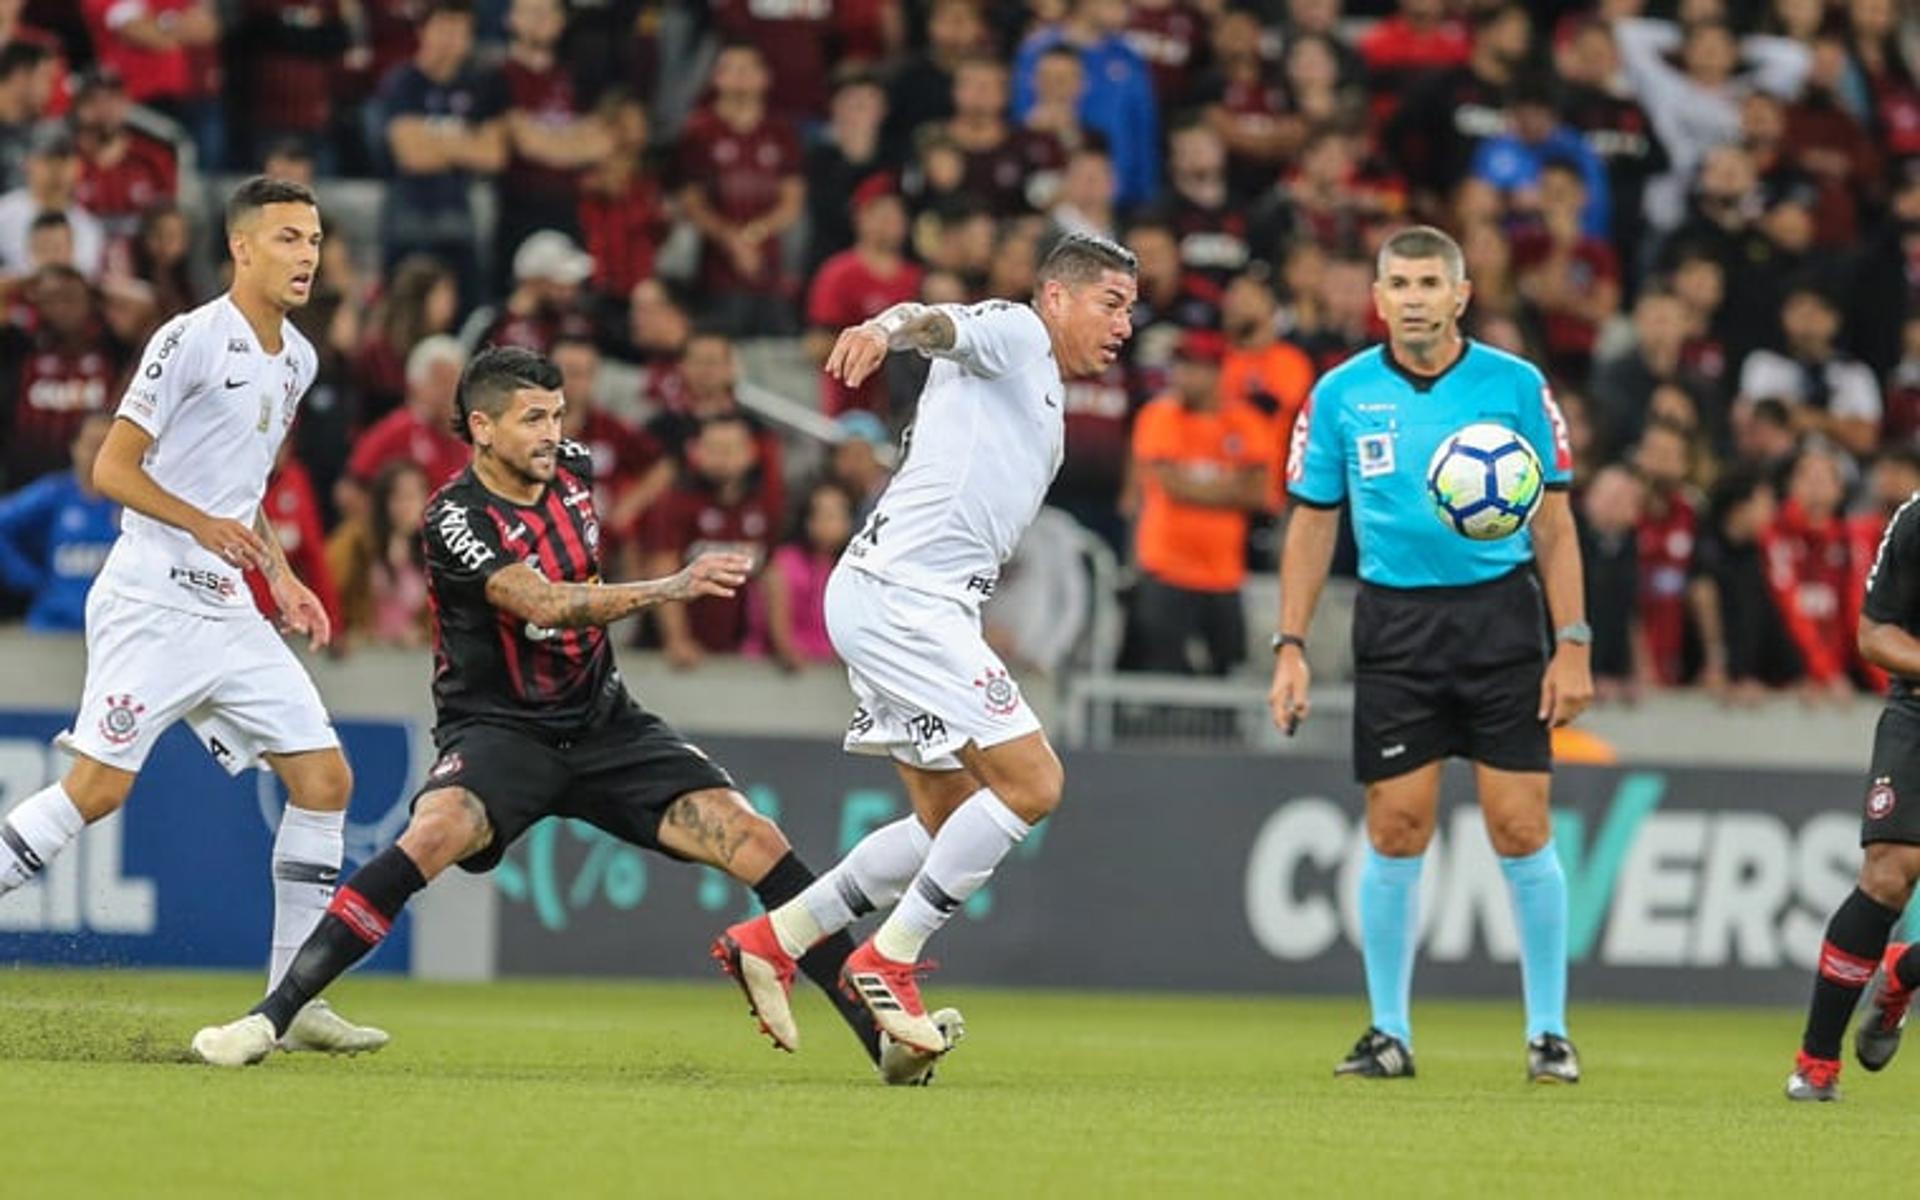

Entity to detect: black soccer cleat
[1527,1034,1581,1084]
[1334,1027,1415,1079]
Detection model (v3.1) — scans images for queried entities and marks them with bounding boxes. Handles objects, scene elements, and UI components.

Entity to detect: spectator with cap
[68,67,179,245]
[804,69,890,276]
[674,42,805,337]
[0,410,117,632]
[0,125,103,277]
[469,229,594,356]
[828,409,892,524]
[1126,327,1272,677]
[576,88,670,310]
[377,0,505,307]
[806,173,921,418]
[0,41,51,192]
[1739,283,1883,459]
[1013,0,1161,207]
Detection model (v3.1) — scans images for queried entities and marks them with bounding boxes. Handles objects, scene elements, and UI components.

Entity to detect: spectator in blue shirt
[1012,0,1160,208]
[1468,75,1612,240]
[0,412,119,632]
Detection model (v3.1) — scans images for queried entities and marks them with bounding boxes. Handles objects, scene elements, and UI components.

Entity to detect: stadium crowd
[0,0,1914,702]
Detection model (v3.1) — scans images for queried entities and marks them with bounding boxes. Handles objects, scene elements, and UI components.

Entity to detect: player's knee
[404,790,489,867]
[61,761,132,822]
[738,811,790,863]
[289,756,353,814]
[1485,811,1551,858]
[1858,848,1920,910]
[997,754,1065,825]
[1366,807,1433,857]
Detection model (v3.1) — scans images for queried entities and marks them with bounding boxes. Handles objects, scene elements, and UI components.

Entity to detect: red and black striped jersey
[0,323,128,488]
[421,440,621,732]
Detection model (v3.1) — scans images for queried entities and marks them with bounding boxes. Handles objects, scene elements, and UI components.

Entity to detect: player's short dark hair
[1036,232,1138,288]
[1876,446,1920,477]
[455,345,563,443]
[1749,396,1794,430]
[1707,464,1773,530]
[425,0,474,19]
[225,176,318,234]
[0,41,48,81]
[1377,225,1465,283]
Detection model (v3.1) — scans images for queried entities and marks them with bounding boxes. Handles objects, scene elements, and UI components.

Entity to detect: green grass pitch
[0,968,1912,1197]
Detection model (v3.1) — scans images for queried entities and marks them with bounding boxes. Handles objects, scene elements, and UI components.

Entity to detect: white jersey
[95,294,317,618]
[840,301,1063,608]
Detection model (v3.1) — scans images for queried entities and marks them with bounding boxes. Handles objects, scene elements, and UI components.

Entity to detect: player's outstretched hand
[1269,648,1311,736]
[1538,644,1593,727]
[272,574,333,651]
[668,552,753,602]
[192,516,271,571]
[824,324,889,390]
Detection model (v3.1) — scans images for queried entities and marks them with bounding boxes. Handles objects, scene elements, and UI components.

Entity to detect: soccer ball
[1425,423,1545,540]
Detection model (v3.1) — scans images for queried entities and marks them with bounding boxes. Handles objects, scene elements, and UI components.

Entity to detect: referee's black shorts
[1860,703,1920,847]
[414,700,736,874]
[1350,565,1551,784]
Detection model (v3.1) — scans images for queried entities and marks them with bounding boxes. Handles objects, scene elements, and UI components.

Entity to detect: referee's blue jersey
[1286,340,1572,589]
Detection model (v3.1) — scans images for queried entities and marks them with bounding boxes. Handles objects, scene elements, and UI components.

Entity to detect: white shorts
[57,587,340,776]
[825,566,1041,771]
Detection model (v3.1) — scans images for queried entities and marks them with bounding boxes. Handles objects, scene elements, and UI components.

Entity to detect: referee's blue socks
[1499,841,1569,1040]
[1359,846,1423,1046]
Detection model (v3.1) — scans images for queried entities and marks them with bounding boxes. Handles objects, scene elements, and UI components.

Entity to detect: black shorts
[415,701,736,873]
[1862,704,1920,847]
[1351,566,1550,784]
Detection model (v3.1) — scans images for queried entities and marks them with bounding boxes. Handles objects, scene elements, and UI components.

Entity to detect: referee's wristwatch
[1271,632,1308,656]
[1555,620,1593,647]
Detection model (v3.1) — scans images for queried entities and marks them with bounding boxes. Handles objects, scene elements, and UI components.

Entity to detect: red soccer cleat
[711,914,800,1052]
[841,939,945,1054]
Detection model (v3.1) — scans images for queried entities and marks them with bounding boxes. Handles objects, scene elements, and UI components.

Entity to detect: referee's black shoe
[1334,1027,1415,1078]
[1527,1034,1582,1084]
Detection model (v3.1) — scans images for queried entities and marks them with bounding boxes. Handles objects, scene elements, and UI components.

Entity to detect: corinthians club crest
[974,668,1019,717]
[98,693,145,746]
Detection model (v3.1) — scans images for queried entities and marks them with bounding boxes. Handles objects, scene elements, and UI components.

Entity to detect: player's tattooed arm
[866,302,956,353]
[484,553,754,629]
[251,508,290,581]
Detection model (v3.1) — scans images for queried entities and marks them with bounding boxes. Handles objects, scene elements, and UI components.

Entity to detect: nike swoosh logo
[1044,394,1059,408]
[224,379,246,389]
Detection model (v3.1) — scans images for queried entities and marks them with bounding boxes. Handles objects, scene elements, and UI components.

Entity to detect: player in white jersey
[0,178,384,1055]
[715,233,1138,1060]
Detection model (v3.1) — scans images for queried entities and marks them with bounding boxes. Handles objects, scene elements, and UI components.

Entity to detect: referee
[1269,225,1591,1084]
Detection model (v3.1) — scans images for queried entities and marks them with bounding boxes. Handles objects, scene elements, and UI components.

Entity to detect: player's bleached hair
[1376,225,1466,284]
[455,344,564,444]
[224,175,319,234]
[406,334,467,389]
[1036,232,1138,289]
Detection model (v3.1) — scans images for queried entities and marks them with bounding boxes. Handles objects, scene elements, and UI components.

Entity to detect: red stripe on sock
[328,887,391,945]
[1819,940,1878,986]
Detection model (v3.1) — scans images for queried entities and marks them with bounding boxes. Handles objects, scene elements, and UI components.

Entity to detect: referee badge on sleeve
[1357,432,1396,478]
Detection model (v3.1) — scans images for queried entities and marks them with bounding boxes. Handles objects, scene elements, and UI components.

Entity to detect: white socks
[269,806,345,991]
[0,783,86,894]
[769,815,933,957]
[873,789,1029,964]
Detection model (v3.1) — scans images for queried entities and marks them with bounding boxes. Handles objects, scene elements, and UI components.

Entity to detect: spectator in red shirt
[675,42,804,337]
[553,330,662,576]
[353,252,458,425]
[1511,159,1623,383]
[1634,419,1702,687]
[806,176,921,418]
[1358,0,1470,120]
[472,229,594,356]
[644,412,781,669]
[711,0,833,122]
[341,334,468,521]
[68,68,178,245]
[1125,0,1205,106]
[0,263,127,488]
[576,88,668,308]
[239,0,352,175]
[493,0,608,292]
[78,0,215,114]
[1765,444,1858,702]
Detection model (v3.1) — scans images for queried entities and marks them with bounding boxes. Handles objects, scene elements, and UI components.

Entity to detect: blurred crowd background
[0,0,1915,707]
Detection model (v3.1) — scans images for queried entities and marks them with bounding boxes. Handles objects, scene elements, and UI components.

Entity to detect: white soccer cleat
[879,1006,966,1086]
[191,1013,278,1068]
[279,1000,391,1055]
